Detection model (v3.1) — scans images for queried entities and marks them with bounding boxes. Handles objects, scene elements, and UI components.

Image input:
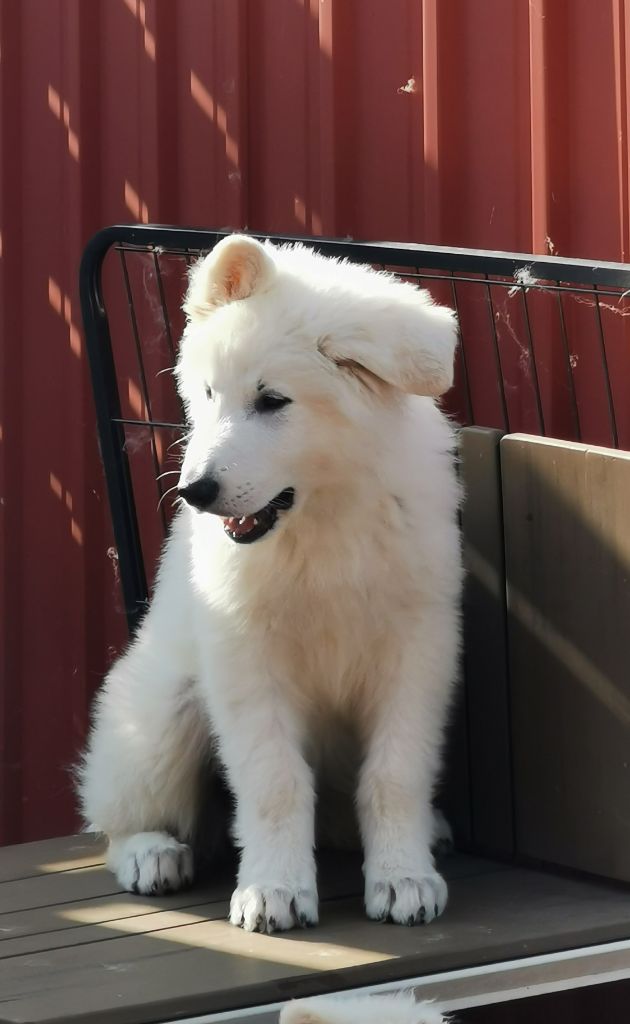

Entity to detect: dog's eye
[255,393,292,414]
[205,385,213,399]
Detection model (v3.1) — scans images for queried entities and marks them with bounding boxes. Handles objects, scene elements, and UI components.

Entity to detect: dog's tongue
[224,515,257,537]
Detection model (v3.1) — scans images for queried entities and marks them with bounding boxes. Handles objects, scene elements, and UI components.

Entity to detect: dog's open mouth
[222,488,295,544]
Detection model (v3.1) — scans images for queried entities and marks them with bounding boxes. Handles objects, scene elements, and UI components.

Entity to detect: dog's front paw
[107,832,194,895]
[365,871,447,925]
[229,884,319,933]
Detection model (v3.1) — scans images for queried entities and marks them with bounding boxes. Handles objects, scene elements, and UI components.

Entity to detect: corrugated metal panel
[1,0,630,842]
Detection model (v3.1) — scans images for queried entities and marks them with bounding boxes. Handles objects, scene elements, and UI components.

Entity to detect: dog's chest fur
[191,493,422,712]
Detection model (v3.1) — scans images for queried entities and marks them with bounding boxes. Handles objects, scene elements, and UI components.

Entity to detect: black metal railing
[80,225,630,630]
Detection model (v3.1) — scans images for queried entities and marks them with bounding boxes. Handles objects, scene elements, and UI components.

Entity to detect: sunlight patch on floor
[35,858,106,874]
[60,905,395,970]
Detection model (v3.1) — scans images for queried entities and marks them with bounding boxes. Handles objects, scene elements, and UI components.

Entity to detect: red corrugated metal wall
[1,0,630,843]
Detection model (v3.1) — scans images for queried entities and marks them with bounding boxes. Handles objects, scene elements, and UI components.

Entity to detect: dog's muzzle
[179,475,295,544]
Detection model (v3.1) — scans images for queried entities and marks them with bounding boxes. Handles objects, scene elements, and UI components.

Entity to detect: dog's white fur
[280,992,446,1024]
[79,236,462,933]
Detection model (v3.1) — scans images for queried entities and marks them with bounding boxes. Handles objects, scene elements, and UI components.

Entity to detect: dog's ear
[184,235,276,320]
[319,287,458,398]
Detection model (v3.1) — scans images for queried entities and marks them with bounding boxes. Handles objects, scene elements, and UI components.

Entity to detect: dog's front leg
[204,670,318,933]
[357,608,457,925]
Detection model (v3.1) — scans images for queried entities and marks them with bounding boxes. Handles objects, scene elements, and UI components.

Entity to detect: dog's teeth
[239,517,246,525]
[253,517,259,526]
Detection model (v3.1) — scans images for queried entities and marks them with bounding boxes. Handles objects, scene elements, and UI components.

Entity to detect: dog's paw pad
[365,872,447,925]
[230,884,318,933]
[108,832,194,896]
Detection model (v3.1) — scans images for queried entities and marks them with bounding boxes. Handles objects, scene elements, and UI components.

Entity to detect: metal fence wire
[80,226,630,629]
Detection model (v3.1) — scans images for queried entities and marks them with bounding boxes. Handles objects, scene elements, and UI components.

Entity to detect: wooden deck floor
[3,836,630,1024]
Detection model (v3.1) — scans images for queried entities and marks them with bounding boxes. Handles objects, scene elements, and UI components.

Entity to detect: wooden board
[459,427,513,857]
[502,435,630,880]
[0,834,106,883]
[2,836,630,1024]
[440,427,510,853]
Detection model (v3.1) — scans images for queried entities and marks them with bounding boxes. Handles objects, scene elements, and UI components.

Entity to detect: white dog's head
[176,235,458,545]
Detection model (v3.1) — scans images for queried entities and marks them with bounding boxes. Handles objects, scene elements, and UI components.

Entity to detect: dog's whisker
[156,470,181,483]
[167,435,190,452]
[157,483,180,511]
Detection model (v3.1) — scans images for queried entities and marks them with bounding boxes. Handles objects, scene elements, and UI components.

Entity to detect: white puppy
[281,993,446,1024]
[79,235,462,933]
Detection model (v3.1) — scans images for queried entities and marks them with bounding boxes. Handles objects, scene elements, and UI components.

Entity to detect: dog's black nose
[178,475,220,511]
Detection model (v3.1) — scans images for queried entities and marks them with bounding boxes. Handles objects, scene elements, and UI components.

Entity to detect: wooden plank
[2,861,630,1024]
[408,944,630,1014]
[459,427,513,856]
[436,682,471,848]
[0,895,231,960]
[0,834,105,883]
[0,864,123,915]
[502,435,630,880]
[437,428,477,850]
[0,849,497,955]
[0,882,233,955]
[0,853,355,927]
